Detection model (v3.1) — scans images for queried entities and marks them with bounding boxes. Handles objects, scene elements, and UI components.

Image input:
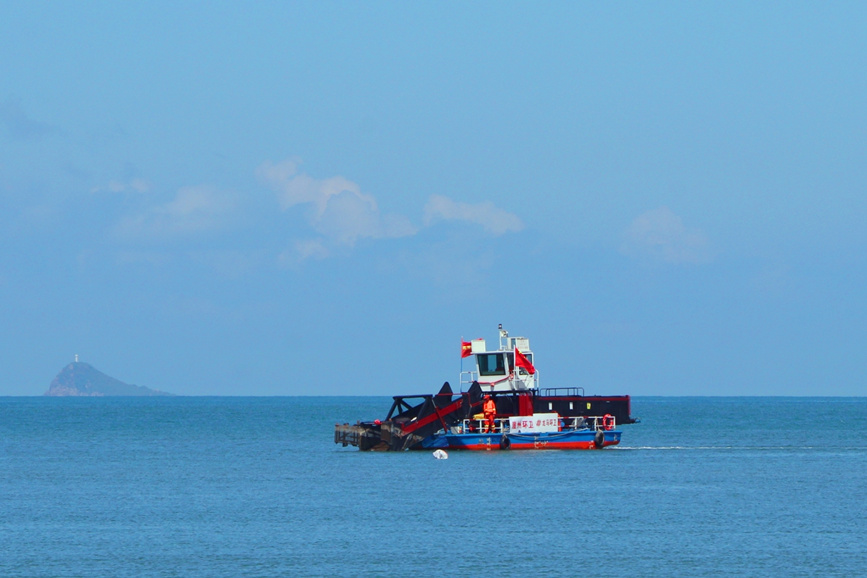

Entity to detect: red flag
[461,341,473,358]
[514,347,536,374]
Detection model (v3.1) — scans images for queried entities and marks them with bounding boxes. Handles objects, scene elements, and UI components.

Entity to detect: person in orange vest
[483,394,497,433]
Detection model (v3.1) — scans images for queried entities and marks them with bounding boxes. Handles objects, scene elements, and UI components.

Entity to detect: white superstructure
[460,324,539,393]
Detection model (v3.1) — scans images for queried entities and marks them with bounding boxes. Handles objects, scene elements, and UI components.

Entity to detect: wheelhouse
[461,325,538,393]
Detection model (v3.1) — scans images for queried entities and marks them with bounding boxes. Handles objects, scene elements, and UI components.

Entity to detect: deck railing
[538,387,585,397]
[449,414,615,435]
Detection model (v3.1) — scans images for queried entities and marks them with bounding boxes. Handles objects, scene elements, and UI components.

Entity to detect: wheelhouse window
[477,353,507,376]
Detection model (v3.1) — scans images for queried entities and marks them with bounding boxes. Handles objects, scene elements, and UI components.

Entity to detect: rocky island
[45,360,173,396]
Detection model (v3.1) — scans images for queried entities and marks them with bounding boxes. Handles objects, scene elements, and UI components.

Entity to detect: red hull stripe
[452,440,619,451]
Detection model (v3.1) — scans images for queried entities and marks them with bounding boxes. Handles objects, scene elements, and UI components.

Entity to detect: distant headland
[45,360,173,397]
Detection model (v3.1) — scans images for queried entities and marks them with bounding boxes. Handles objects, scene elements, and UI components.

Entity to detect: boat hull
[421,429,621,451]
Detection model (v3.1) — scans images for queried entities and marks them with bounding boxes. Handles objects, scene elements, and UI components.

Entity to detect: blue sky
[2,2,865,395]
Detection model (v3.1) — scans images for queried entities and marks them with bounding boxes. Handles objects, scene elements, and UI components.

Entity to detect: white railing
[448,415,616,435]
[583,415,616,431]
[459,370,477,391]
[452,418,510,434]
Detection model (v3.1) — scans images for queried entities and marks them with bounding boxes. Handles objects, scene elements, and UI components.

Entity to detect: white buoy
[433,449,448,460]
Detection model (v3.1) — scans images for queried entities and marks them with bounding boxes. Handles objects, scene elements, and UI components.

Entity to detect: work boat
[335,326,636,451]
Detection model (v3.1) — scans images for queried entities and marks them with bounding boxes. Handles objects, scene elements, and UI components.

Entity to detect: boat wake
[615,445,840,451]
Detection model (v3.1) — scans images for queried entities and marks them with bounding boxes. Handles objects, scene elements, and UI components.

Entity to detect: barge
[335,325,636,451]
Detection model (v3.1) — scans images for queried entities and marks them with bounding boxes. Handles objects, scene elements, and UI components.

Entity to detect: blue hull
[421,429,622,450]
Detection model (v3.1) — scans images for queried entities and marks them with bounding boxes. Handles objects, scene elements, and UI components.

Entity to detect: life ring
[602,414,614,431]
[594,430,604,449]
[499,435,511,450]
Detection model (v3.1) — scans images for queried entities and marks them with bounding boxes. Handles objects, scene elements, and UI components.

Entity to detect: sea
[1,396,865,577]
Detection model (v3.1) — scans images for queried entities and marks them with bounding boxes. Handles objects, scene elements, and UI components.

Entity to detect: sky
[1,1,865,396]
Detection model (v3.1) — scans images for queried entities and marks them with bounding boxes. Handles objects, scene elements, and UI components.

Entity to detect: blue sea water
[1,396,866,577]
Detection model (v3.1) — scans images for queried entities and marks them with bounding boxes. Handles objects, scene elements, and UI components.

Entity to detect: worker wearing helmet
[483,394,496,433]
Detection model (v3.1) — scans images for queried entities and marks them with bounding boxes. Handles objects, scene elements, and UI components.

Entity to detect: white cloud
[257,159,417,250]
[114,185,236,239]
[620,206,711,264]
[423,194,524,235]
[314,190,416,245]
[257,159,360,216]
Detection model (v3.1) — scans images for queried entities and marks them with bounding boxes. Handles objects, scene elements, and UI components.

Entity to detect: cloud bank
[258,158,524,261]
[107,159,526,263]
[621,206,711,264]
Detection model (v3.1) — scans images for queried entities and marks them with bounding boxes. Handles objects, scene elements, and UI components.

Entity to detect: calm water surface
[1,396,865,576]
